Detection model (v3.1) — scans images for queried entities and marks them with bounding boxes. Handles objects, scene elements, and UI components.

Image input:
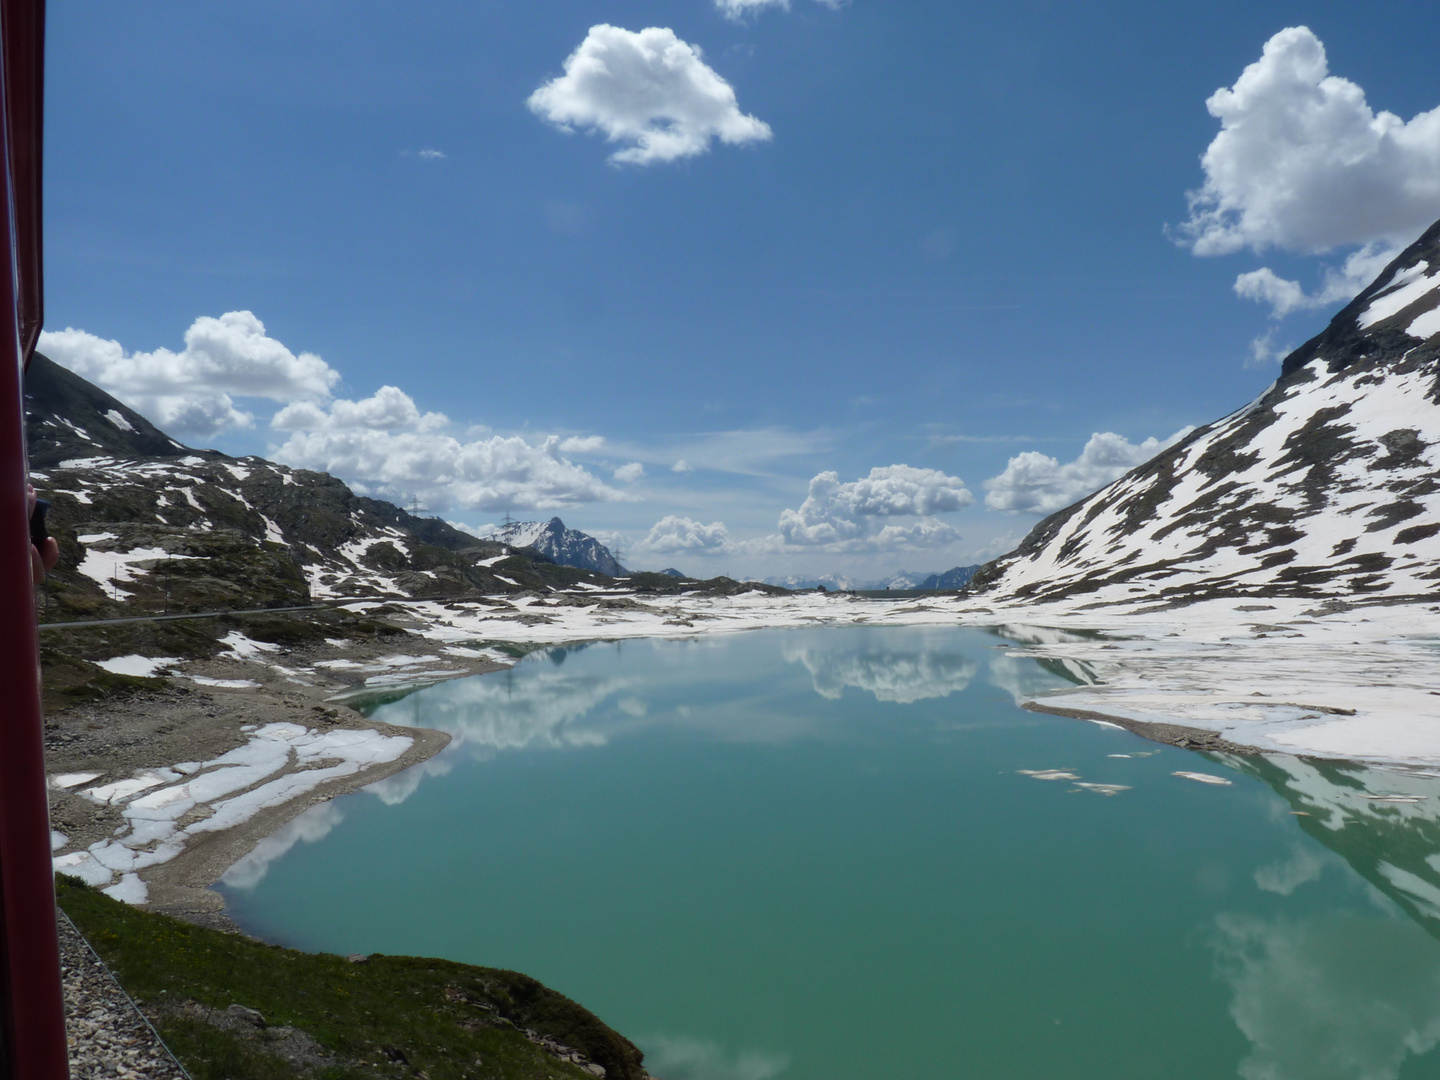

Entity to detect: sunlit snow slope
[974,219,1440,608]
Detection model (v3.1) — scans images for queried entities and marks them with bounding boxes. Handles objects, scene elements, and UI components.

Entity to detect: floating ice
[1173,772,1233,786]
[1018,769,1082,781]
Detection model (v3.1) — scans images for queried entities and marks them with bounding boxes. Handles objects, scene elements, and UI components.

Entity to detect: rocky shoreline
[46,625,503,925]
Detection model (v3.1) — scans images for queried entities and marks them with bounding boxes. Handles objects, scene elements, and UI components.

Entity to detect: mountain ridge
[970,220,1440,609]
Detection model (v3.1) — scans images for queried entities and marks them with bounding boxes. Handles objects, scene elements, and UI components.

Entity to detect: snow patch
[95,655,178,678]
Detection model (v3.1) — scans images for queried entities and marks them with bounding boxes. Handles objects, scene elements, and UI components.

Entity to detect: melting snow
[52,722,413,903]
[94,655,178,678]
[103,409,135,432]
[220,631,280,659]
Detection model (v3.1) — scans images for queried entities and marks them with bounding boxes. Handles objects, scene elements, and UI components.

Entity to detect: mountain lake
[218,625,1440,1080]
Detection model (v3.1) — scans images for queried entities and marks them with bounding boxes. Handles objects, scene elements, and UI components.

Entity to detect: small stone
[226,1004,266,1027]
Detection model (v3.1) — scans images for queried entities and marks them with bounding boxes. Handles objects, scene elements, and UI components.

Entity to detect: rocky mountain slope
[482,517,626,576]
[919,565,982,590]
[971,219,1440,609]
[24,355,618,626]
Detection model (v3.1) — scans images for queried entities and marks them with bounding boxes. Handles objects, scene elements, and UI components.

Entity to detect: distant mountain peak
[482,517,626,576]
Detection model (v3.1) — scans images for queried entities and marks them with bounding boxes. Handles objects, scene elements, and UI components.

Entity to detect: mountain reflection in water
[219,627,1440,1080]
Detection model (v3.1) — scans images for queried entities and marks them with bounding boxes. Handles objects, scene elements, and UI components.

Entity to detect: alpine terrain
[24,354,645,627]
[971,219,1440,608]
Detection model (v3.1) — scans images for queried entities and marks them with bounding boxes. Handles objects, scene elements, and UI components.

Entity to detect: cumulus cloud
[39,311,339,438]
[559,435,606,454]
[779,465,972,545]
[271,396,630,513]
[773,465,971,551]
[641,515,732,554]
[613,462,645,482]
[1178,27,1440,258]
[1234,242,1400,320]
[985,428,1194,514]
[716,0,843,19]
[672,459,693,473]
[272,385,447,433]
[527,25,772,165]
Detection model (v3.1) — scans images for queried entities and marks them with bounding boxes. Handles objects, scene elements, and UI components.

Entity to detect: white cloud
[716,0,843,19]
[1235,242,1400,320]
[559,435,606,454]
[985,428,1193,514]
[1178,27,1440,257]
[272,385,447,433]
[641,515,732,554]
[39,311,339,438]
[779,465,973,545]
[1245,327,1295,369]
[773,465,972,551]
[672,459,693,473]
[527,25,772,165]
[613,461,645,482]
[418,148,446,160]
[272,400,630,513]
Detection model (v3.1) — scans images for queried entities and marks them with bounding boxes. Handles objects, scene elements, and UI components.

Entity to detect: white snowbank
[95,655,178,678]
[51,722,412,904]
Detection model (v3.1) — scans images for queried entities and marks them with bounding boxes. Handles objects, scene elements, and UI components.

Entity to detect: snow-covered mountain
[24,355,614,619]
[973,220,1440,608]
[480,517,626,576]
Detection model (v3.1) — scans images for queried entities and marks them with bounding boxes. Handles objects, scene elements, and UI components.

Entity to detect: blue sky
[39,0,1440,579]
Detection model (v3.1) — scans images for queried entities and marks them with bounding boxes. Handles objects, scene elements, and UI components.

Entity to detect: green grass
[56,876,645,1080]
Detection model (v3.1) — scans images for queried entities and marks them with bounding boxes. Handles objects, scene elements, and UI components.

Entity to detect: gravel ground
[59,911,190,1080]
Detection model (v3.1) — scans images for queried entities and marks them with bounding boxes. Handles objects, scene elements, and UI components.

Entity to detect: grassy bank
[56,876,647,1080]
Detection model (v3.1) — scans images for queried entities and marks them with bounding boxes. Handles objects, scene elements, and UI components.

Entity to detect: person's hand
[27,485,58,585]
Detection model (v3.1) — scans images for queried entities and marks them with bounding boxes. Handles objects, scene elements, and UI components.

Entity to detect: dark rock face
[25,352,194,467]
[486,517,626,576]
[918,565,982,590]
[972,219,1440,608]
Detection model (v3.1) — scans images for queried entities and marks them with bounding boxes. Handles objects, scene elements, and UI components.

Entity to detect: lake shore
[46,628,506,921]
[47,587,1440,917]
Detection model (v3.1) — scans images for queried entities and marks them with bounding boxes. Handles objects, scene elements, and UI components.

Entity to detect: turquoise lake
[220,625,1440,1080]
